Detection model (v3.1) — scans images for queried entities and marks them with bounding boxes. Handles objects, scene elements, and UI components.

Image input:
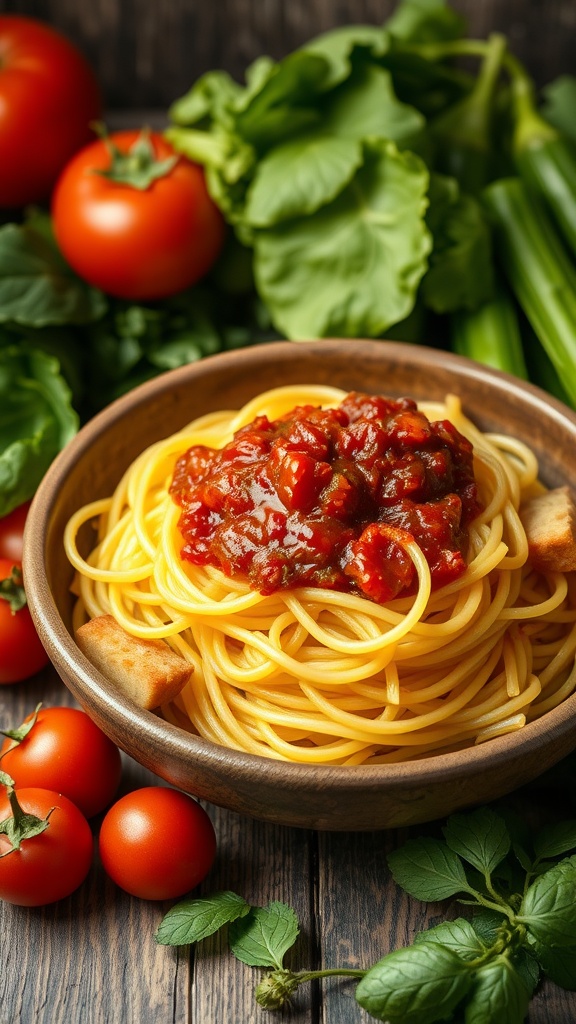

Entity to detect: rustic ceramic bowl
[23,340,576,830]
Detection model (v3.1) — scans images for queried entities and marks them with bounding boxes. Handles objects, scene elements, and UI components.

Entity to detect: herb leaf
[155,891,251,946]
[464,956,531,1024]
[355,941,471,1024]
[533,819,576,862]
[229,901,300,969]
[414,917,486,960]
[532,939,576,990]
[519,855,576,946]
[442,807,511,877]
[387,836,471,902]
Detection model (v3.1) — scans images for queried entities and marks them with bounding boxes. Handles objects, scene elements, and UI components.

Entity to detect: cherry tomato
[0,786,93,906]
[0,501,30,561]
[99,786,217,900]
[0,559,49,684]
[0,706,122,818]
[52,129,226,301]
[0,16,101,207]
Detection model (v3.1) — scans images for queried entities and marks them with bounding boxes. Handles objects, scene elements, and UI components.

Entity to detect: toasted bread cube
[520,486,576,573]
[75,614,192,710]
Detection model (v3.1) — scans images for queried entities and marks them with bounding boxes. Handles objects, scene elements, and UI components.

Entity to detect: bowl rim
[23,338,576,793]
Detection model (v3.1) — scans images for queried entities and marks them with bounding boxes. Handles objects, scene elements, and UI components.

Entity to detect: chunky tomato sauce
[169,393,482,603]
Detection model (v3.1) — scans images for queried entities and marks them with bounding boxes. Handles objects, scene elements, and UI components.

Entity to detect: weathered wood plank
[0,670,192,1024]
[0,0,573,110]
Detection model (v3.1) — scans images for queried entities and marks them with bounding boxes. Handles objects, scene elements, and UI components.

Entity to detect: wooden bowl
[23,340,576,830]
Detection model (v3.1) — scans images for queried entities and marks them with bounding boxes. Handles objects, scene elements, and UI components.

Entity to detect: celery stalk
[451,283,528,379]
[483,177,576,409]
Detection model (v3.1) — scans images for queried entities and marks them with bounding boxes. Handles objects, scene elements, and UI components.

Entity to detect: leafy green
[155,891,251,946]
[253,139,431,339]
[540,75,576,143]
[229,902,300,969]
[387,835,471,901]
[518,855,576,946]
[0,220,106,328]
[463,957,531,1024]
[0,346,78,516]
[355,942,471,1023]
[442,807,511,877]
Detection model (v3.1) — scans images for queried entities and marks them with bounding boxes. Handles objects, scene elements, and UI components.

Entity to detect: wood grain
[0,0,573,110]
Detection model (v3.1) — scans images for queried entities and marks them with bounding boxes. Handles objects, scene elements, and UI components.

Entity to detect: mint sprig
[155,804,576,1020]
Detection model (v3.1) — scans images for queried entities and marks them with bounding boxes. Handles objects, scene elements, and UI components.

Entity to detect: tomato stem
[0,565,27,613]
[90,124,179,190]
[0,770,53,855]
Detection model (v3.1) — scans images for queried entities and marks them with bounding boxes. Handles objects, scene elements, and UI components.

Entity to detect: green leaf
[233,51,330,148]
[169,69,243,127]
[324,64,425,147]
[533,820,576,862]
[245,134,363,227]
[421,175,495,313]
[519,855,576,946]
[0,565,27,613]
[253,138,431,339]
[387,836,471,902]
[302,23,391,91]
[0,346,79,516]
[540,76,576,144]
[0,223,106,327]
[355,941,471,1024]
[155,891,251,946]
[470,909,508,945]
[228,901,299,969]
[533,939,576,990]
[463,957,531,1024]
[385,0,466,44]
[442,808,511,878]
[414,918,486,961]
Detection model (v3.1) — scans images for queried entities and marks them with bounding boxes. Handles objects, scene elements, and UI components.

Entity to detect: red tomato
[99,786,217,900]
[52,129,226,301]
[0,706,122,818]
[0,501,31,561]
[0,559,49,684]
[0,786,93,906]
[0,16,101,207]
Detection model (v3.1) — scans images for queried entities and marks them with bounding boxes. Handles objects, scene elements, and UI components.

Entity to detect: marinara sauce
[169,393,482,604]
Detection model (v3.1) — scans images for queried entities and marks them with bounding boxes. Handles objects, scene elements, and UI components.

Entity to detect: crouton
[520,486,576,573]
[75,614,192,710]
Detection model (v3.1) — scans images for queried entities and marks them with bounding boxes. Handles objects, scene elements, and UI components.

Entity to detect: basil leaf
[442,807,511,877]
[245,134,363,227]
[0,223,106,327]
[229,901,299,969]
[519,855,576,946]
[254,138,431,339]
[387,836,470,901]
[414,917,486,961]
[0,346,78,516]
[155,891,251,946]
[470,909,508,945]
[355,941,471,1024]
[532,939,576,990]
[464,957,531,1024]
[533,819,576,861]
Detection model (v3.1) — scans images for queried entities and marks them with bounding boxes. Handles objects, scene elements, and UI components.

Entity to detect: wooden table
[1,664,576,1023]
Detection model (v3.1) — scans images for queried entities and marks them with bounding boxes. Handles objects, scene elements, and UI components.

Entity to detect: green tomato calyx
[92,125,179,190]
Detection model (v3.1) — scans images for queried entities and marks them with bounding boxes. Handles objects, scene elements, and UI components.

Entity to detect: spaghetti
[64,385,576,765]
